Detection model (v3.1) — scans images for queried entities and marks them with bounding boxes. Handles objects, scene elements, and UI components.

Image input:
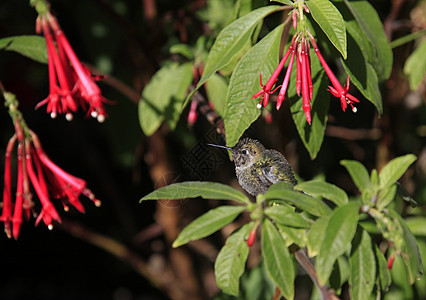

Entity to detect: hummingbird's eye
[241,150,247,155]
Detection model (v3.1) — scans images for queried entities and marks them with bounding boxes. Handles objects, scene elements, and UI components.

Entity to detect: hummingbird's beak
[206,143,231,150]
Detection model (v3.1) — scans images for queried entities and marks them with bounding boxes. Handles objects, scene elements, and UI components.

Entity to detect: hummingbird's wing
[261,150,298,186]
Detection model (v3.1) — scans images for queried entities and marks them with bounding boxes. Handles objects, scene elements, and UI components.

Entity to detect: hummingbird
[207,138,298,196]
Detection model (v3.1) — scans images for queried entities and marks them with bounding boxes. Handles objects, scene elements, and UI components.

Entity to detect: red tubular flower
[296,46,302,97]
[252,35,297,108]
[36,13,110,122]
[277,47,296,110]
[1,135,17,238]
[387,254,395,270]
[0,126,100,239]
[309,37,360,112]
[247,228,257,247]
[187,100,198,126]
[12,144,24,239]
[301,41,312,124]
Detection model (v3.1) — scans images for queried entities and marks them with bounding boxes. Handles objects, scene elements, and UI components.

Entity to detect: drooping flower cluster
[0,111,100,239]
[35,10,110,122]
[252,6,359,125]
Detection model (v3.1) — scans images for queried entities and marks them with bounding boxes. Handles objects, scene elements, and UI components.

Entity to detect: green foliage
[404,38,426,90]
[307,0,347,59]
[0,35,47,63]
[215,223,253,296]
[140,154,421,298]
[173,205,246,247]
[224,24,283,146]
[139,62,193,135]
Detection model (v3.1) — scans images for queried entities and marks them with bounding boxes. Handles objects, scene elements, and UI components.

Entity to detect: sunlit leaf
[349,228,376,300]
[307,0,347,58]
[140,181,250,204]
[316,202,360,286]
[224,24,283,146]
[0,35,47,63]
[173,205,246,247]
[262,218,295,299]
[379,154,416,189]
[264,182,331,217]
[295,180,348,206]
[215,223,253,295]
[340,160,370,193]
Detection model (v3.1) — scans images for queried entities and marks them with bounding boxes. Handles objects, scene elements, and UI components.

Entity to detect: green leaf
[316,201,360,286]
[295,180,348,206]
[173,205,246,247]
[264,182,332,217]
[388,210,423,284]
[341,59,383,115]
[276,224,307,247]
[140,181,251,205]
[224,24,283,146]
[206,74,228,117]
[289,49,329,159]
[0,35,47,64]
[265,205,310,228]
[190,5,281,103]
[307,0,347,59]
[391,28,426,49]
[340,160,371,193]
[405,217,426,237]
[404,39,426,90]
[379,154,416,189]
[215,223,253,295]
[262,218,295,299]
[139,62,193,135]
[376,183,397,211]
[169,43,194,59]
[374,245,391,292]
[307,215,330,257]
[349,228,376,300]
[344,0,393,81]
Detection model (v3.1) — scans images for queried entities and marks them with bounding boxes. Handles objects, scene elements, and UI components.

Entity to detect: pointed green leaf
[376,183,397,210]
[341,59,383,115]
[264,182,331,217]
[206,74,228,117]
[388,209,423,284]
[316,202,360,286]
[344,0,392,80]
[340,160,371,193]
[173,205,246,247]
[0,35,47,64]
[265,205,310,228]
[224,24,283,146]
[215,223,253,296]
[139,62,193,135]
[374,245,391,292]
[349,228,376,300]
[379,154,416,189]
[406,217,426,237]
[262,218,295,299]
[306,0,347,58]
[276,224,307,248]
[307,215,330,258]
[295,180,348,206]
[191,5,281,102]
[334,1,383,114]
[140,181,250,205]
